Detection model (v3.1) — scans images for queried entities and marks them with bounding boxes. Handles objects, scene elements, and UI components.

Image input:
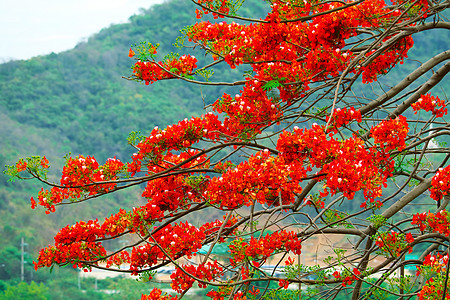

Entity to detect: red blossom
[141,288,178,300]
[170,261,223,292]
[412,210,450,237]
[370,115,409,152]
[412,93,448,117]
[429,165,450,202]
[132,55,198,85]
[16,160,27,172]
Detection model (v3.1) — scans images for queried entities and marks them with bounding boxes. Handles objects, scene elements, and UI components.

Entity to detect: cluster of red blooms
[15,156,50,172]
[213,80,282,138]
[186,0,415,101]
[332,268,361,287]
[128,218,237,274]
[200,215,239,241]
[207,149,304,209]
[278,278,290,289]
[127,114,222,175]
[105,250,130,269]
[131,54,198,85]
[326,107,362,133]
[417,253,450,300]
[411,93,448,117]
[170,261,223,293]
[34,241,106,271]
[228,230,301,267]
[128,222,206,274]
[141,175,204,213]
[34,209,237,273]
[392,0,430,17]
[133,150,214,219]
[429,165,450,202]
[141,288,178,300]
[35,218,120,270]
[413,214,450,300]
[419,253,449,275]
[16,160,28,172]
[277,124,393,204]
[361,35,414,84]
[33,156,125,213]
[374,230,414,257]
[194,0,230,19]
[412,210,450,237]
[206,286,246,300]
[370,115,409,152]
[417,278,450,300]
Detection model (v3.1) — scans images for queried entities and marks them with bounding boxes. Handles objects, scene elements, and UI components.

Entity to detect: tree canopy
[5,0,450,299]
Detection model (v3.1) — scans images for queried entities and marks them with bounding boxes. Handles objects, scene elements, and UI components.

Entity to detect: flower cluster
[33,156,125,213]
[129,222,205,273]
[370,115,409,152]
[417,253,450,300]
[200,215,239,241]
[277,124,391,203]
[132,54,198,85]
[332,268,361,287]
[206,288,246,300]
[127,114,222,175]
[141,175,205,213]
[102,208,133,237]
[34,213,133,270]
[194,0,230,19]
[228,231,301,266]
[418,278,450,300]
[412,210,450,236]
[213,80,282,138]
[34,214,209,273]
[33,241,106,271]
[141,288,178,300]
[361,36,414,83]
[326,107,362,133]
[16,160,28,172]
[8,156,50,190]
[179,0,416,122]
[373,231,414,258]
[412,93,448,117]
[15,156,49,172]
[105,250,130,268]
[429,165,450,201]
[207,149,304,209]
[170,261,223,292]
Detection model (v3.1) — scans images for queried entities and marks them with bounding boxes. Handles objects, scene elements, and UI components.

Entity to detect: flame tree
[6,0,450,299]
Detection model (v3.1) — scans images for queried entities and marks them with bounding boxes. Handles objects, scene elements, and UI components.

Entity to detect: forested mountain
[0,0,447,297]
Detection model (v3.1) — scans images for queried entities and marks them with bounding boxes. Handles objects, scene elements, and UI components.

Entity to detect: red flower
[40,156,49,168]
[406,233,414,243]
[279,279,289,289]
[412,93,447,117]
[16,160,27,172]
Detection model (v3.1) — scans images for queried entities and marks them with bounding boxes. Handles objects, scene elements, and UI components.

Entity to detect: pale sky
[0,0,166,62]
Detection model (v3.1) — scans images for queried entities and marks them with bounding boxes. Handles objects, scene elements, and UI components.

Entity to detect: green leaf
[262,79,282,91]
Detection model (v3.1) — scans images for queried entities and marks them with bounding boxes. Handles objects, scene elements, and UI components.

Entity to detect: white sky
[0,0,166,62]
